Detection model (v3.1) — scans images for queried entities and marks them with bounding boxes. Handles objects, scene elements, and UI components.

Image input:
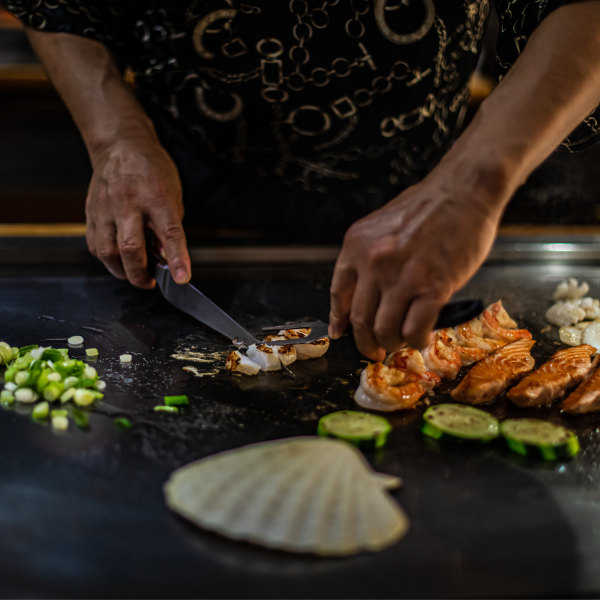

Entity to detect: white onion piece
[559,326,582,347]
[120,354,132,363]
[247,344,281,371]
[225,350,261,375]
[546,302,586,327]
[582,323,600,353]
[553,278,590,301]
[52,416,69,431]
[68,335,84,346]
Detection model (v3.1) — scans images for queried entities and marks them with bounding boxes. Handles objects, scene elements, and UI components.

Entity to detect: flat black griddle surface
[2,264,600,598]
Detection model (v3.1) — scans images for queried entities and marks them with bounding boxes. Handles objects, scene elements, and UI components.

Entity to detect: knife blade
[152,258,258,347]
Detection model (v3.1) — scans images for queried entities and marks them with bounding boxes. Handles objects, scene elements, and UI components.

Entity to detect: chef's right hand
[85,138,191,289]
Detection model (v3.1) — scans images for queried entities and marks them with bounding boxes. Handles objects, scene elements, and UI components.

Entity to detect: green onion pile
[0,341,105,430]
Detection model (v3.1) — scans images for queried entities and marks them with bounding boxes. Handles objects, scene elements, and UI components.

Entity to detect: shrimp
[354,362,425,412]
[420,329,462,380]
[443,327,488,366]
[454,317,507,353]
[385,348,441,391]
[480,300,532,342]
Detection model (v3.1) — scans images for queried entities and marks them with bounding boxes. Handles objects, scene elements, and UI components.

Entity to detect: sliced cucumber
[317,410,391,450]
[500,419,579,460]
[421,404,500,442]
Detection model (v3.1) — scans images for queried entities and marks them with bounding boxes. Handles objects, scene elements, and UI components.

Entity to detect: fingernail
[175,269,189,284]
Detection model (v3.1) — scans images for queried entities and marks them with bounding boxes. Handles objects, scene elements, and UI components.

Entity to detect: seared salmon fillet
[562,356,600,414]
[507,345,596,408]
[450,339,536,405]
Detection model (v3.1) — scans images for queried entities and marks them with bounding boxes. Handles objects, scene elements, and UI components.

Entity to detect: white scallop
[247,344,281,371]
[582,323,600,353]
[163,437,408,556]
[559,326,582,347]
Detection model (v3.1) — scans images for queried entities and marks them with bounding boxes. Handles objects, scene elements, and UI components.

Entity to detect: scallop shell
[164,436,409,556]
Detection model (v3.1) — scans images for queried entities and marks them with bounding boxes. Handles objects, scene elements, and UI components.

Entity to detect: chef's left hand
[328,167,506,360]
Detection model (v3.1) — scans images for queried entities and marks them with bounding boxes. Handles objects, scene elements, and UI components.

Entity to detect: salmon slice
[450,338,536,405]
[507,345,597,408]
[480,300,533,342]
[562,355,600,414]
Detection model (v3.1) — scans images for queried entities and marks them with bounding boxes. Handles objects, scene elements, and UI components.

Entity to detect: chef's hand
[86,138,191,289]
[328,169,504,360]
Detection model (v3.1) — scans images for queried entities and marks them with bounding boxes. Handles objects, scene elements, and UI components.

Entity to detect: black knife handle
[434,299,484,330]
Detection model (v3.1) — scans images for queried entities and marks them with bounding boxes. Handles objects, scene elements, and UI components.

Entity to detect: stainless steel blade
[154,263,258,346]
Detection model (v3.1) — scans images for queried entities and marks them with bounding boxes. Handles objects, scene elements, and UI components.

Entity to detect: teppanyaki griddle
[2,262,600,598]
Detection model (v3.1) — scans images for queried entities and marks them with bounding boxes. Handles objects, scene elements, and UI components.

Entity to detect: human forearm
[438,0,600,207]
[25,28,157,163]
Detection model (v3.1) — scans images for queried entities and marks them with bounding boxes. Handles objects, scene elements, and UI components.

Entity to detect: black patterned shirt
[5,0,599,200]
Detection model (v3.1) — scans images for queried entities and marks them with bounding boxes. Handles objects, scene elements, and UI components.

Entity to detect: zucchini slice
[317,411,391,450]
[500,419,579,460]
[420,403,500,442]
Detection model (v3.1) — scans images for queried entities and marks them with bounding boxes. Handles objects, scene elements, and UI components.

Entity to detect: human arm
[25,28,191,288]
[329,1,600,360]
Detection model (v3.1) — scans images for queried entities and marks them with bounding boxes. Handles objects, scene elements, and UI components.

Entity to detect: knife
[149,250,483,343]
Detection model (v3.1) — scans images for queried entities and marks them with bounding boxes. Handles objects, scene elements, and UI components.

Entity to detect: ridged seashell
[164,437,409,556]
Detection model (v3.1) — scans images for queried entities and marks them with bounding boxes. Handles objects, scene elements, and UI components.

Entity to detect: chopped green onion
[120,354,132,363]
[95,380,106,391]
[83,366,97,380]
[68,335,84,346]
[41,348,63,362]
[86,348,99,357]
[52,415,69,431]
[4,382,17,392]
[30,347,45,360]
[19,344,38,356]
[11,347,19,360]
[0,345,12,365]
[154,405,179,413]
[15,388,37,403]
[43,382,64,402]
[164,395,189,406]
[57,348,69,356]
[60,388,76,404]
[72,408,90,429]
[47,372,62,383]
[14,371,29,386]
[0,342,11,351]
[74,388,95,407]
[32,402,49,419]
[51,409,68,418]
[0,390,14,404]
[113,417,132,430]
[63,376,78,390]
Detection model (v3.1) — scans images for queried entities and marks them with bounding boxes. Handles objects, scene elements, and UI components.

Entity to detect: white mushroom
[225,350,261,375]
[553,278,590,301]
[546,301,586,327]
[582,323,600,353]
[559,326,582,347]
[247,344,282,371]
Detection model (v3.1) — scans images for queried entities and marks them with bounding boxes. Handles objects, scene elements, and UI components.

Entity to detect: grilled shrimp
[420,329,462,379]
[354,362,425,412]
[385,348,441,391]
[480,300,532,342]
[443,327,488,366]
[454,317,507,353]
